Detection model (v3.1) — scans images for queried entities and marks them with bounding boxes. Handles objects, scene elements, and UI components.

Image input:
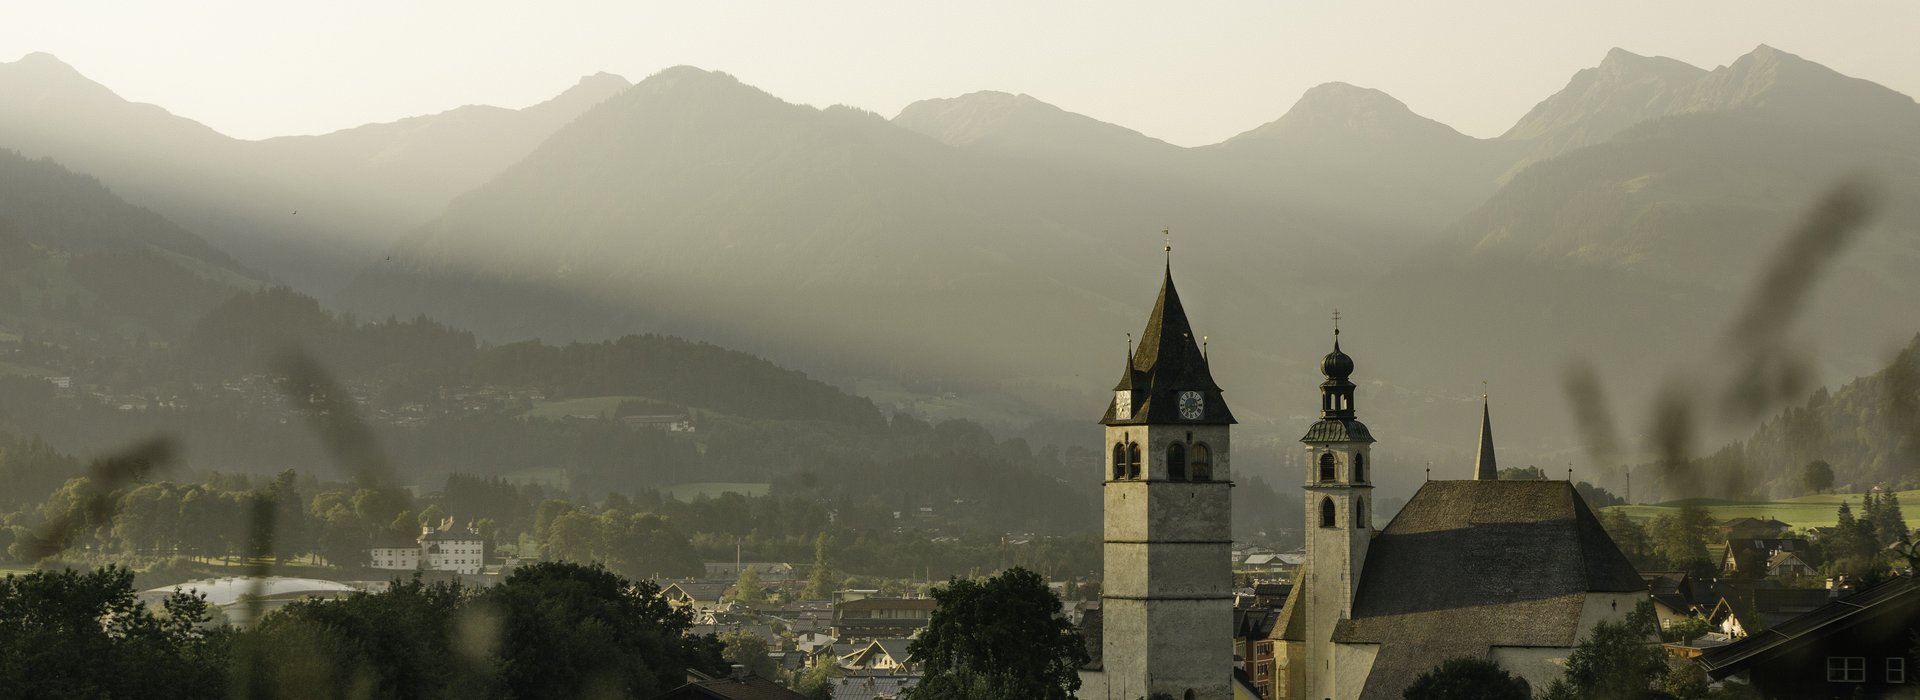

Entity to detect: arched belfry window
[1353,453,1367,483]
[1126,443,1142,480]
[1318,452,1337,482]
[1190,443,1213,481]
[1112,444,1126,481]
[1354,499,1367,529]
[1320,497,1336,528]
[1167,443,1187,480]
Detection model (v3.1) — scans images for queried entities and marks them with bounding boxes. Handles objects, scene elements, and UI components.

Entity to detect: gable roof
[664,581,732,602]
[1699,575,1920,679]
[1274,578,1306,642]
[834,597,936,612]
[1331,480,1644,699]
[651,673,809,700]
[1078,608,1103,670]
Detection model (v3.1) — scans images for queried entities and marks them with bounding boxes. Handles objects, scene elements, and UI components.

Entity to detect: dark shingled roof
[1078,608,1103,670]
[1301,418,1374,443]
[652,673,810,700]
[1700,575,1920,679]
[1100,265,1235,426]
[1331,480,1644,699]
[1274,582,1306,642]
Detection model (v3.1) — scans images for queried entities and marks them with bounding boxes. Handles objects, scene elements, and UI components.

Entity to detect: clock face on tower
[1178,390,1204,420]
[1114,391,1132,420]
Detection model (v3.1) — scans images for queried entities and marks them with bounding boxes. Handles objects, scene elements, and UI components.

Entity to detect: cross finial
[1482,379,1489,402]
[1163,228,1172,260]
[1332,309,1341,337]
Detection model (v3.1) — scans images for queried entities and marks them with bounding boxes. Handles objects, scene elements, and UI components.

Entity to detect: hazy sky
[7,2,1918,146]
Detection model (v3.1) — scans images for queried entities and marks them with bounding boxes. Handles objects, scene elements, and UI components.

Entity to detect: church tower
[1097,262,1235,700]
[1300,326,1375,700]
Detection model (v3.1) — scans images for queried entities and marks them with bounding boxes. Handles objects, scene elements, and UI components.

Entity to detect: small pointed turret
[1474,398,1498,480]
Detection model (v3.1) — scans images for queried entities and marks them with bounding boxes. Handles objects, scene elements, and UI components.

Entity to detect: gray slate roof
[1331,479,1643,699]
[1078,608,1103,670]
[1300,417,1374,443]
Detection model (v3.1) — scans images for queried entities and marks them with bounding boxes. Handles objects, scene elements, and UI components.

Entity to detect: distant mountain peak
[1672,43,1918,127]
[4,51,103,88]
[1223,81,1465,146]
[892,89,1174,157]
[13,51,74,69]
[1499,48,1704,144]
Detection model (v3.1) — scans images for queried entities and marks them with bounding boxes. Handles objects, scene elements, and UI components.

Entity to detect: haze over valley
[3,43,1917,503]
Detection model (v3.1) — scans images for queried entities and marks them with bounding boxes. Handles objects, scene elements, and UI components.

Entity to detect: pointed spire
[1102,243,1233,426]
[1474,395,1498,480]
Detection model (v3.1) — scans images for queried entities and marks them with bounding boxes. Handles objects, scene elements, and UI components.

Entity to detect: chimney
[729,663,748,680]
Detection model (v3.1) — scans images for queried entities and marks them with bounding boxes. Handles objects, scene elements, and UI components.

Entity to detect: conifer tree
[803,533,833,600]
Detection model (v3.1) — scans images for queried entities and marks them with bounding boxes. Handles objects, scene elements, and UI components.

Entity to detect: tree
[719,629,778,679]
[1798,460,1835,494]
[1649,504,1715,575]
[241,576,476,699]
[804,533,833,600]
[731,565,766,606]
[1538,601,1664,700]
[1598,509,1655,569]
[1403,657,1530,700]
[905,567,1087,700]
[0,566,230,699]
[482,561,725,698]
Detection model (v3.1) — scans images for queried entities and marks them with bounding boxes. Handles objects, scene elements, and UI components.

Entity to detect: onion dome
[1322,338,1355,379]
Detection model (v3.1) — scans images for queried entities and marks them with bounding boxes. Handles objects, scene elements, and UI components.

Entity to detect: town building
[829,596,935,639]
[367,521,486,574]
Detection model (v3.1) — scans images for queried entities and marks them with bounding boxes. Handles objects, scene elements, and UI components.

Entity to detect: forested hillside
[1720,333,1920,496]
[0,149,263,345]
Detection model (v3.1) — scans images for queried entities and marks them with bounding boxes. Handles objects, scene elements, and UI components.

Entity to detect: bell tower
[1300,320,1375,700]
[1096,261,1235,700]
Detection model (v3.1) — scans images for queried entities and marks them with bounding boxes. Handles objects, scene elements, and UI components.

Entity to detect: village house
[1699,575,1920,698]
[662,581,734,612]
[1720,537,1813,579]
[830,595,935,639]
[649,667,806,700]
[1719,517,1793,540]
[1708,582,1834,638]
[839,638,917,674]
[703,561,797,581]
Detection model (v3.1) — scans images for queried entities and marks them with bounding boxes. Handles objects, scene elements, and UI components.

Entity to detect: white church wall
[1330,642,1379,700]
[1490,646,1568,696]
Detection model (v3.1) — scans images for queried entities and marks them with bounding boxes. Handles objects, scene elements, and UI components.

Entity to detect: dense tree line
[0,438,1100,586]
[1,562,727,699]
[1661,333,1920,499]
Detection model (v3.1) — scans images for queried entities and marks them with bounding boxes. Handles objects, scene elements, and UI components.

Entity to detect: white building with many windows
[369,522,486,575]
